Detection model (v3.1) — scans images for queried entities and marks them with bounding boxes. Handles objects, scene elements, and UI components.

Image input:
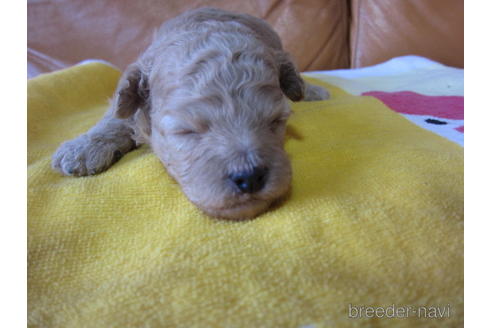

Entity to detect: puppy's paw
[52,134,124,176]
[304,83,330,101]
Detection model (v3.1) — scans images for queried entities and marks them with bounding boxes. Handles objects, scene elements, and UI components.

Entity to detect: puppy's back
[153,8,283,53]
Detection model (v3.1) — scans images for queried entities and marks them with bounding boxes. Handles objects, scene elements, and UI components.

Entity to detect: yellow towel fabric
[28,63,463,328]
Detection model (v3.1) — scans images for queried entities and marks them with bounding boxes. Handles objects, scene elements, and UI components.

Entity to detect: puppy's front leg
[52,63,149,176]
[52,110,136,176]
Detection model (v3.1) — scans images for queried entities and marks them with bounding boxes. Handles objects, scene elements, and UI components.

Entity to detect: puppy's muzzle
[229,167,268,194]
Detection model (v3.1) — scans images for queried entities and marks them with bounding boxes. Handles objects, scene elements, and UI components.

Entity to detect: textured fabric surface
[306,55,464,146]
[28,63,463,327]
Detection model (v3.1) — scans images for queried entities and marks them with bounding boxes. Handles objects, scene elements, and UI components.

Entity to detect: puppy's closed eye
[160,115,208,137]
[270,117,284,130]
[269,113,290,132]
[172,127,200,136]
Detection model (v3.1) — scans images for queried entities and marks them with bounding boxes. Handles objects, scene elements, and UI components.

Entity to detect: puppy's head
[116,49,304,220]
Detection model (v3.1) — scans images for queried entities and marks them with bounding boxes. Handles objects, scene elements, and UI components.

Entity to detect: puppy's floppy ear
[114,63,150,118]
[276,52,305,102]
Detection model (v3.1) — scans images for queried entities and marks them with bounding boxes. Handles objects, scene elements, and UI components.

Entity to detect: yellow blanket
[28,63,463,327]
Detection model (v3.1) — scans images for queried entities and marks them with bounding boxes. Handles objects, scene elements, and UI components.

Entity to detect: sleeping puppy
[52,8,329,220]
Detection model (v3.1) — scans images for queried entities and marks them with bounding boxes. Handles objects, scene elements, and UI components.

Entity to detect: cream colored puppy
[52,8,329,219]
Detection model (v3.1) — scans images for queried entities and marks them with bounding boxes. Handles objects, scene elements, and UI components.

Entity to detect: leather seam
[351,0,362,68]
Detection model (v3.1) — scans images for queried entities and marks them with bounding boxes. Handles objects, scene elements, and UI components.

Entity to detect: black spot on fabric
[425,118,447,125]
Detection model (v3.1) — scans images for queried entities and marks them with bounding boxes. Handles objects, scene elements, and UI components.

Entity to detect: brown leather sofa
[27,0,463,79]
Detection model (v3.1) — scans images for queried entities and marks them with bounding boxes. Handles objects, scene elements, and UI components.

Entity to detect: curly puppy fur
[52,8,329,220]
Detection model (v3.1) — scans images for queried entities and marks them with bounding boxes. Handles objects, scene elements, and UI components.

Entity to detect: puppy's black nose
[229,167,268,193]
